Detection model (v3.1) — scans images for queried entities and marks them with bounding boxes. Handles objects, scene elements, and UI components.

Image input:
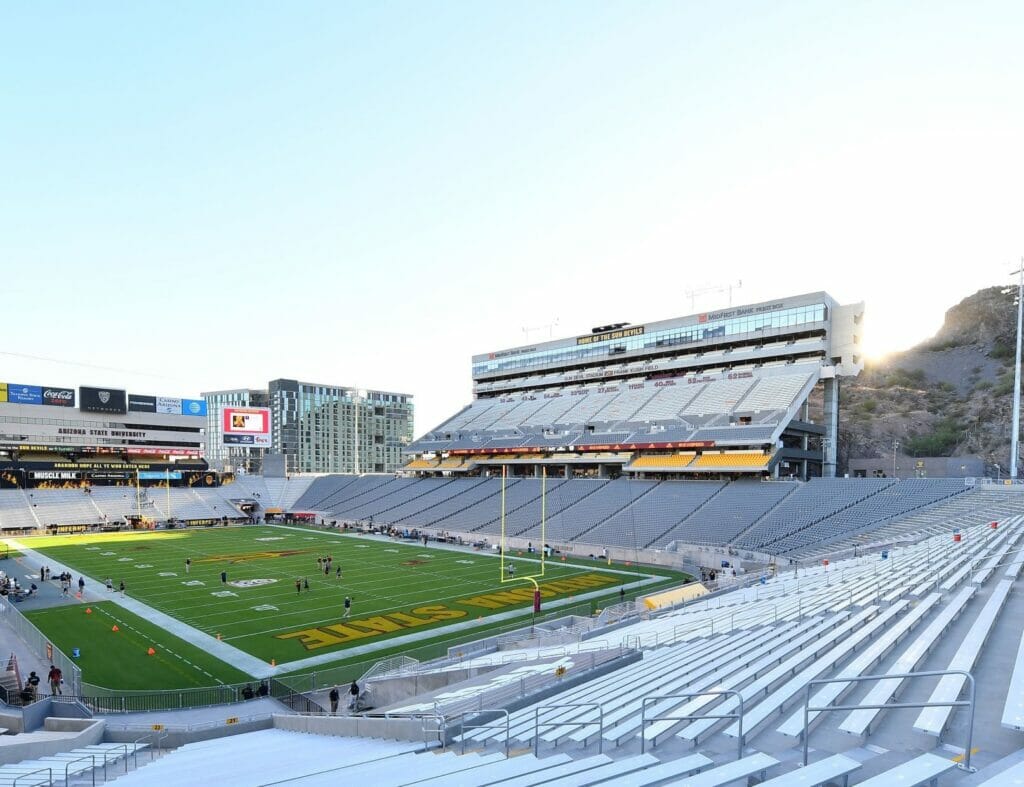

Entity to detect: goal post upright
[499,464,546,587]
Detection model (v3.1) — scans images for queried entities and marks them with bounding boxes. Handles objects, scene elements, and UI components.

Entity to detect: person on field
[348,680,360,710]
[303,577,309,591]
[78,576,85,595]
[221,570,227,584]
[295,578,302,594]
[47,665,62,695]
[336,565,341,579]
[185,558,191,574]
[105,577,113,592]
[343,596,351,618]
[329,685,340,714]
[119,580,125,597]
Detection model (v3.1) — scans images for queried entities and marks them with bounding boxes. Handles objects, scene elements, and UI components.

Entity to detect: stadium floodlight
[1012,261,1024,480]
[499,465,546,620]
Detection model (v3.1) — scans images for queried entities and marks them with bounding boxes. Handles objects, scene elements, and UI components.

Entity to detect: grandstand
[406,293,863,480]
[4,495,1023,785]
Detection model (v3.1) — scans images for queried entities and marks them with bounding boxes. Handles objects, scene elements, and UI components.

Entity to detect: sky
[2,1,1023,437]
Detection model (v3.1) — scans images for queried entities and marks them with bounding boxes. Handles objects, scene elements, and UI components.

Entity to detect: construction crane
[684,280,743,311]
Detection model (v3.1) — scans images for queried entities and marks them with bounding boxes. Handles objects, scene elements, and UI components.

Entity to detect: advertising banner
[138,470,183,480]
[156,396,181,414]
[29,470,80,480]
[79,386,128,414]
[222,407,272,448]
[0,383,6,403]
[128,394,157,413]
[181,398,207,417]
[42,387,75,407]
[8,384,42,405]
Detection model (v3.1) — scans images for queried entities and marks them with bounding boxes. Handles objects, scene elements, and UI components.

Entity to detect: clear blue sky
[2,1,1023,436]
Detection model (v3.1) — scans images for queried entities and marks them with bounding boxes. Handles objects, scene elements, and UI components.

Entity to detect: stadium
[2,291,1024,786]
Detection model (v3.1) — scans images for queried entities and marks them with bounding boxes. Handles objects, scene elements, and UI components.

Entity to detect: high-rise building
[203,380,413,474]
[203,388,270,473]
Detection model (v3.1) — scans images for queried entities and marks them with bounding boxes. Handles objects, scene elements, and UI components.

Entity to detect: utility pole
[892,439,899,479]
[1011,260,1024,479]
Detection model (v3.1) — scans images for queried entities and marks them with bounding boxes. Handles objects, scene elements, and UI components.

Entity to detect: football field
[14,525,684,688]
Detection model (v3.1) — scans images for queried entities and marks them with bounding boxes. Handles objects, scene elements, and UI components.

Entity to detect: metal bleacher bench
[671,752,779,786]
[757,753,862,786]
[1001,625,1024,731]
[976,760,1024,786]
[854,752,957,787]
[915,579,1012,736]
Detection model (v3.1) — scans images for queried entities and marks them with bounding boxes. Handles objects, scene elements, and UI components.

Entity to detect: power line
[0,350,177,380]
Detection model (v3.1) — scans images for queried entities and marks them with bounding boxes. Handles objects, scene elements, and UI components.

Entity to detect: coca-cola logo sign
[43,387,75,407]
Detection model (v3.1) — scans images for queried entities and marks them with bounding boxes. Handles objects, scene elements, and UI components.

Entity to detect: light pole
[1011,261,1024,479]
[892,439,899,479]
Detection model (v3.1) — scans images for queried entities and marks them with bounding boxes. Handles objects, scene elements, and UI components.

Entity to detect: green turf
[25,601,252,691]
[17,525,685,689]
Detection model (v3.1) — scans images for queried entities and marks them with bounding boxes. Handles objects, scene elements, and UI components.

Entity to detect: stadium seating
[627,453,696,469]
[10,494,1018,785]
[655,480,797,547]
[689,451,770,469]
[576,480,724,548]
[411,364,821,456]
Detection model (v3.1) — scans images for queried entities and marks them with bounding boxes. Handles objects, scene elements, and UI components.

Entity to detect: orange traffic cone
[111,624,119,632]
[147,647,156,656]
[85,608,92,614]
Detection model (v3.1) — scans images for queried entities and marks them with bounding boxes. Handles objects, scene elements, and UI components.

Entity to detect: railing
[432,646,629,722]
[0,595,82,696]
[594,600,637,627]
[274,602,601,698]
[533,703,604,755]
[800,670,977,772]
[74,682,264,713]
[449,709,510,756]
[640,690,744,757]
[13,767,51,786]
[62,754,95,787]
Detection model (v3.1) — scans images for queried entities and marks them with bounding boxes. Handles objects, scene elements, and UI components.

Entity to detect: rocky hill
[838,286,1019,474]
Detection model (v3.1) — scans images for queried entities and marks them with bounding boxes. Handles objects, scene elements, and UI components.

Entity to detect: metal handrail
[12,767,52,786]
[448,709,510,757]
[101,743,129,779]
[533,703,604,756]
[60,754,96,787]
[801,670,977,771]
[421,712,446,752]
[640,691,744,758]
[134,733,154,765]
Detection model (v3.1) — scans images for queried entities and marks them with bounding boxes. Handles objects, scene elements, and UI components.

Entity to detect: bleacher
[3,481,1022,785]
[411,364,821,459]
[438,513,1024,784]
